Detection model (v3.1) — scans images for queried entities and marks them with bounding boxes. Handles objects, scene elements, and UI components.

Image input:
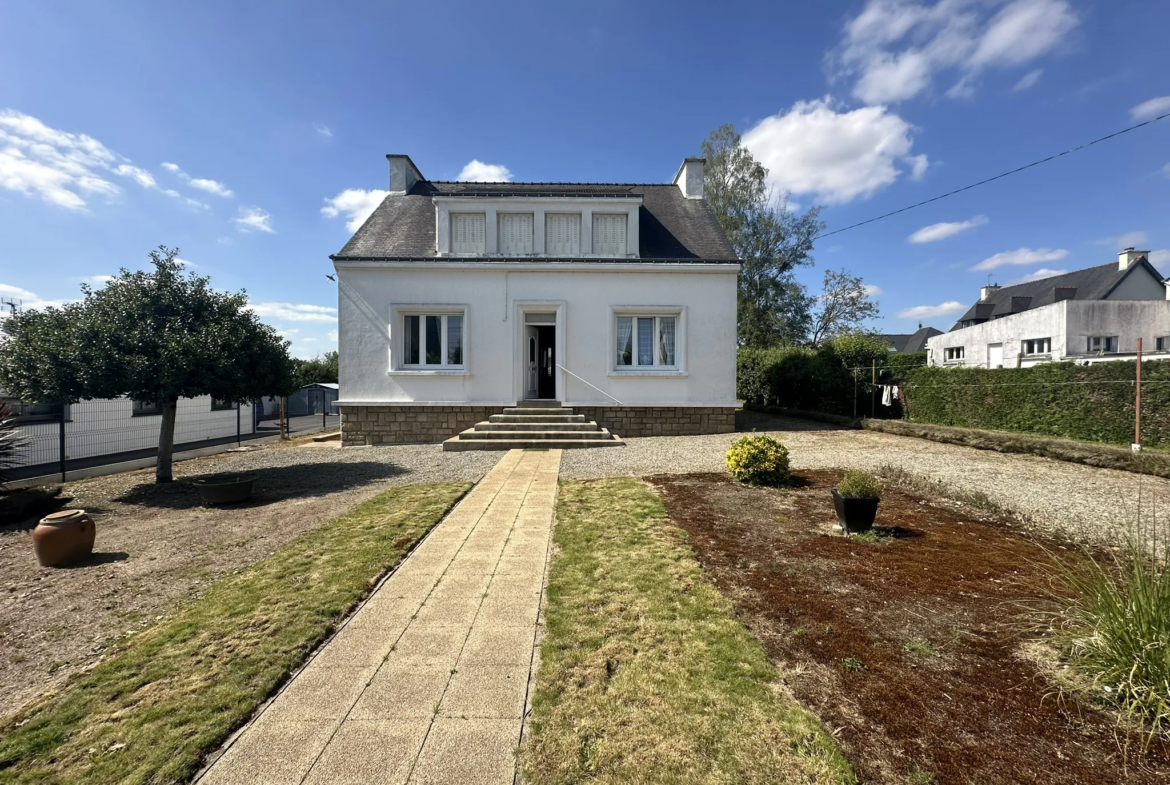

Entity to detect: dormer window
[593,214,627,257]
[546,214,581,256]
[498,213,533,255]
[451,213,485,254]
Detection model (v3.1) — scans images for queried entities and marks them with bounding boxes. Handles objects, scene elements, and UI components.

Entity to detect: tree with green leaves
[294,351,339,387]
[808,268,881,347]
[0,246,298,483]
[702,124,825,348]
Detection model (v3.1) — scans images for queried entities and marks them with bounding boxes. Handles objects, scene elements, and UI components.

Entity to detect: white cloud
[831,0,1078,105]
[321,188,389,232]
[1095,230,1148,249]
[1007,267,1068,284]
[234,206,274,233]
[326,329,338,342]
[1149,250,1170,271]
[742,98,925,204]
[313,123,333,139]
[0,109,160,210]
[970,246,1068,271]
[908,215,988,243]
[248,302,337,323]
[457,160,513,182]
[896,301,966,319]
[174,258,193,267]
[1163,163,1170,179]
[162,188,208,210]
[1013,68,1042,91]
[82,275,114,285]
[161,160,234,198]
[863,284,883,297]
[1131,96,1170,121]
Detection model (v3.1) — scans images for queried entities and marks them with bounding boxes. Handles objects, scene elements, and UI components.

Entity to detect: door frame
[514,301,566,402]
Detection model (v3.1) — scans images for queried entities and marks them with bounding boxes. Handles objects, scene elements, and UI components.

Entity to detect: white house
[332,154,741,447]
[927,249,1170,368]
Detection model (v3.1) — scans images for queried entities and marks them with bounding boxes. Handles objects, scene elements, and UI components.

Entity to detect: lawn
[0,481,469,785]
[523,477,855,785]
[649,470,1170,785]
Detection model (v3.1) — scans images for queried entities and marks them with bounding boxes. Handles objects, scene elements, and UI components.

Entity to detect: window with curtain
[401,312,465,368]
[615,314,678,368]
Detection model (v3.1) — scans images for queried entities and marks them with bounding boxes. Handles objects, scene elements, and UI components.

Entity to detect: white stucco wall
[335,263,739,407]
[927,299,1170,368]
[1105,265,1166,300]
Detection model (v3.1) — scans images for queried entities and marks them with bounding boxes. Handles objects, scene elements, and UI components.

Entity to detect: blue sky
[1,0,1167,355]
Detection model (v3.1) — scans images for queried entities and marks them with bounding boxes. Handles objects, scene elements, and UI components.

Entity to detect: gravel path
[0,438,500,715]
[562,411,1169,546]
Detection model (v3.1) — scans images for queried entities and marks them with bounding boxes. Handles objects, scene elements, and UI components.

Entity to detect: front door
[537,326,556,399]
[525,326,540,399]
[987,343,1003,368]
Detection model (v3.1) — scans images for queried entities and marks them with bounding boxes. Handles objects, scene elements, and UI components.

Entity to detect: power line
[814,111,1170,241]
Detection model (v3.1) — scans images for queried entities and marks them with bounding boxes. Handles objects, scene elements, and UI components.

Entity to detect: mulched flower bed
[649,470,1170,785]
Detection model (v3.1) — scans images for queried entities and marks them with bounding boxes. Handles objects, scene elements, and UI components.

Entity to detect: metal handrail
[556,364,624,406]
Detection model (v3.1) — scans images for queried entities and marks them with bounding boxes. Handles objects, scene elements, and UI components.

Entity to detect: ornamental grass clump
[726,435,791,487]
[1042,533,1170,743]
[837,469,883,499]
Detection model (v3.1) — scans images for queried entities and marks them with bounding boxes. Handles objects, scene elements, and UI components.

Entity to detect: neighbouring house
[878,325,942,354]
[927,249,1170,368]
[2,394,256,480]
[331,153,741,447]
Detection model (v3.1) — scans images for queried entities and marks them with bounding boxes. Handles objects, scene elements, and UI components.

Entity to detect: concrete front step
[490,413,585,423]
[456,427,614,441]
[443,436,624,451]
[503,407,576,416]
[475,421,600,432]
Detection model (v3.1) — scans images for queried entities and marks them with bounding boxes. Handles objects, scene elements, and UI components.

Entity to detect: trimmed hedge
[903,361,1170,448]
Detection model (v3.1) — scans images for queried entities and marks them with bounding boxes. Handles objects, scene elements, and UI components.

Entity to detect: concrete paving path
[198,448,561,785]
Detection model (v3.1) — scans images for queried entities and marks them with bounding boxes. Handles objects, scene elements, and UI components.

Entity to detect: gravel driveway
[562,411,1169,546]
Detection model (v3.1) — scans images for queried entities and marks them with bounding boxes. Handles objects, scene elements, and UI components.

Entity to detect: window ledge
[608,370,688,378]
[388,369,470,377]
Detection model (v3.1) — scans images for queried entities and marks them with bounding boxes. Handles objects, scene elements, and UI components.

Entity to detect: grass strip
[524,478,855,785]
[0,481,470,785]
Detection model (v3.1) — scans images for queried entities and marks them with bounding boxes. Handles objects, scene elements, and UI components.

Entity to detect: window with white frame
[944,346,965,362]
[615,315,677,369]
[1157,336,1168,352]
[450,213,485,254]
[1022,337,1051,355]
[401,312,464,368]
[498,213,533,255]
[545,213,581,256]
[1087,335,1118,354]
[593,214,627,257]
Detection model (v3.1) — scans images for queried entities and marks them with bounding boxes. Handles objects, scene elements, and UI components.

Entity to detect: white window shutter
[592,214,627,256]
[451,213,486,254]
[498,213,533,255]
[545,214,580,256]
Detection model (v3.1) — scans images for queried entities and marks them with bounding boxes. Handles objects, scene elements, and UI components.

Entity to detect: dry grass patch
[0,482,470,785]
[523,477,854,785]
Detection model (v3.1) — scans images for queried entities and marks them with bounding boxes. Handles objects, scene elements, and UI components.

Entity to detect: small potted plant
[831,470,883,535]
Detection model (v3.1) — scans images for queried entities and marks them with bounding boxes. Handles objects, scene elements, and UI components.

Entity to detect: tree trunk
[156,397,179,483]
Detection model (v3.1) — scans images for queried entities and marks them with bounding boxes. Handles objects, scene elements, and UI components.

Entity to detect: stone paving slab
[197,448,561,785]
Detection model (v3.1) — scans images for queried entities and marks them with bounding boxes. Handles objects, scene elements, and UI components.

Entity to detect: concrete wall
[927,299,1170,368]
[335,263,739,408]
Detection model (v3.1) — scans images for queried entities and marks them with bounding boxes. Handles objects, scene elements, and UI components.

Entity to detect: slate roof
[878,327,942,353]
[952,258,1165,330]
[331,181,737,262]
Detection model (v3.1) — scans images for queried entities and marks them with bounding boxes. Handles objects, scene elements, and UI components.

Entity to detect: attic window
[498,213,533,255]
[593,214,627,257]
[451,213,486,254]
[546,214,581,256]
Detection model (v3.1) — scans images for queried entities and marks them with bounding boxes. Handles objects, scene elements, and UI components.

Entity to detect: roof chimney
[387,154,423,195]
[673,157,705,199]
[1119,247,1149,270]
[980,283,1000,301]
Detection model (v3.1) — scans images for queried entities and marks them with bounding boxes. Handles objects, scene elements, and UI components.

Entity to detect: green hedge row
[902,361,1170,447]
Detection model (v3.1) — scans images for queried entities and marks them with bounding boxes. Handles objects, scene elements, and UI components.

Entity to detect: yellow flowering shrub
[725,434,791,486]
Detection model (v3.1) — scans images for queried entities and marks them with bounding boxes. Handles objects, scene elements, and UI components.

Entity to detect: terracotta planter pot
[33,509,96,567]
[831,489,879,535]
[193,475,256,506]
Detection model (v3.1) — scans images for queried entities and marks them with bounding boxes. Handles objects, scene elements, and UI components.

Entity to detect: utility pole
[1134,338,1142,453]
[871,360,876,419]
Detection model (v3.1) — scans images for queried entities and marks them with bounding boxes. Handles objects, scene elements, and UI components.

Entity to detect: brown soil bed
[649,471,1170,785]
